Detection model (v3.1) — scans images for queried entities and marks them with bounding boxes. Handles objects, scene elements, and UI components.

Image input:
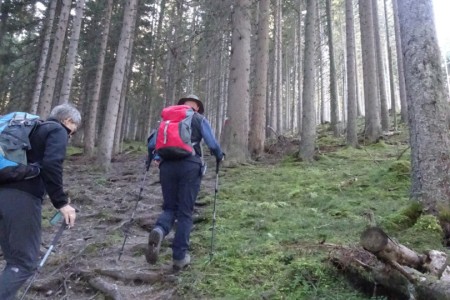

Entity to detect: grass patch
[176,132,448,299]
[67,145,83,156]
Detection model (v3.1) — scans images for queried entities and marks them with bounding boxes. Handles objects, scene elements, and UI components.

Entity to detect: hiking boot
[173,253,191,272]
[145,227,163,264]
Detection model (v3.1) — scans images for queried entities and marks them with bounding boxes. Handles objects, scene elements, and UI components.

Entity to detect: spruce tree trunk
[270,1,279,136]
[114,6,137,155]
[98,0,138,170]
[384,0,397,130]
[249,0,269,158]
[372,0,390,131]
[144,0,166,137]
[38,0,71,117]
[359,0,381,142]
[325,0,340,137]
[398,0,450,214]
[345,0,357,147]
[30,0,56,114]
[84,0,113,157]
[299,0,317,162]
[59,0,85,104]
[276,0,283,134]
[392,0,408,123]
[297,0,303,134]
[221,0,251,164]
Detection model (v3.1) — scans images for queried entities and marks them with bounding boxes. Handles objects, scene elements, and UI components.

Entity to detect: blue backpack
[0,112,42,183]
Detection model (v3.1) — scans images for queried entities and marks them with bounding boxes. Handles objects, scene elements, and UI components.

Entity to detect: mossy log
[360,227,426,269]
[331,247,450,299]
[331,227,450,299]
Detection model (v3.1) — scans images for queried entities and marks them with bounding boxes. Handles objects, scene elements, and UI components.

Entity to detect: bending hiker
[145,94,224,271]
[0,103,80,299]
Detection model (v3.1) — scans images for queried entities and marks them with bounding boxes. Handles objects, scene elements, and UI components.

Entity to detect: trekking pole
[209,161,220,262]
[118,163,150,260]
[20,218,67,300]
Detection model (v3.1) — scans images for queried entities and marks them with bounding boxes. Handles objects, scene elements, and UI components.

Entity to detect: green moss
[388,160,411,176]
[381,202,422,230]
[66,146,83,156]
[413,215,443,233]
[438,206,450,223]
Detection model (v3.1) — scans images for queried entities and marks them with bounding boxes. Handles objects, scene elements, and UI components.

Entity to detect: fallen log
[331,227,450,299]
[330,246,412,298]
[360,227,426,269]
[361,227,450,278]
[330,246,450,299]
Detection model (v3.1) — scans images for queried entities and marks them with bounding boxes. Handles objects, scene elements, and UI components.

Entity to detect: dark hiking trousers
[0,188,41,300]
[155,159,202,261]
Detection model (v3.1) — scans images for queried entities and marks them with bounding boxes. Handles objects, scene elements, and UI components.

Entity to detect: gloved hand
[217,152,225,163]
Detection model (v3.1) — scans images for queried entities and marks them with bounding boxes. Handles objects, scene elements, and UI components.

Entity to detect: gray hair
[49,103,81,126]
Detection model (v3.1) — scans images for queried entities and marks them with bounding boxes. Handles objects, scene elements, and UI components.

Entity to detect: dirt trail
[2,152,218,300]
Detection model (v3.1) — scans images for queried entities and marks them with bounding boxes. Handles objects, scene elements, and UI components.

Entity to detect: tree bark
[325,0,340,137]
[269,0,279,137]
[276,0,283,134]
[297,0,303,134]
[398,0,450,214]
[59,0,86,104]
[30,0,57,114]
[38,0,71,118]
[84,0,114,157]
[345,0,357,147]
[114,5,138,155]
[359,0,381,142]
[384,0,397,131]
[98,0,138,170]
[221,0,251,164]
[372,0,390,131]
[248,0,269,158]
[299,0,317,161]
[392,0,408,123]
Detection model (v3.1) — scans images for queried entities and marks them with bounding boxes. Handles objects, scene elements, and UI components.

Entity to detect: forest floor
[11,146,209,300]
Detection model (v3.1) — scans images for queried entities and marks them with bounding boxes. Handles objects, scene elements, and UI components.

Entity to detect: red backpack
[155,105,195,160]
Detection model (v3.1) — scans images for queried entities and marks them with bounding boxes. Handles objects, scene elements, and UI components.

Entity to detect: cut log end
[360,227,389,253]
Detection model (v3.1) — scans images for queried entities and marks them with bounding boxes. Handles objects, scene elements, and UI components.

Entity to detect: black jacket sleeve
[40,124,69,209]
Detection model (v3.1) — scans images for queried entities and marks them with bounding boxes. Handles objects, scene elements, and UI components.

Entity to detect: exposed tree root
[94,268,162,284]
[88,277,124,300]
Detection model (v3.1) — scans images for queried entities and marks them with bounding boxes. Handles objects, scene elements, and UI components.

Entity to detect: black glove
[216,152,225,163]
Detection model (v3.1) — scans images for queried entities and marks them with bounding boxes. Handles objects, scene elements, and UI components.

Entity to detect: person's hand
[217,153,225,163]
[59,204,76,228]
[152,159,160,167]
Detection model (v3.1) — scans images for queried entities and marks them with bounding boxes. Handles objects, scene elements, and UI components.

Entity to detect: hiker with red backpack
[0,103,80,299]
[145,94,224,271]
